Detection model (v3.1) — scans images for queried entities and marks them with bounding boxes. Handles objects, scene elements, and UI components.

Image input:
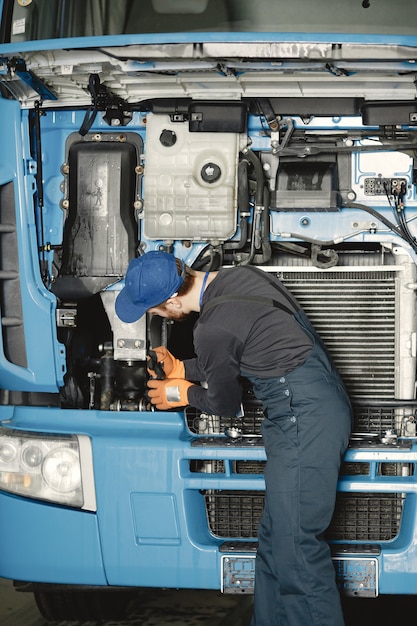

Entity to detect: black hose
[345,202,417,251]
[258,186,272,263]
[344,202,400,233]
[241,148,264,207]
[224,159,249,251]
[192,246,223,271]
[237,149,266,265]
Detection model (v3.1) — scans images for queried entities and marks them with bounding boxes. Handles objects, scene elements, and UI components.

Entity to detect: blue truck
[0,0,417,620]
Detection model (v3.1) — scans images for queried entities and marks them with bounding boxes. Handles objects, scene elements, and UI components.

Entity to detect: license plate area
[221,554,378,597]
[334,557,378,597]
[221,554,256,594]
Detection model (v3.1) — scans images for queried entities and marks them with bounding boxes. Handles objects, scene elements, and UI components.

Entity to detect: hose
[345,202,417,251]
[224,159,250,251]
[238,149,267,265]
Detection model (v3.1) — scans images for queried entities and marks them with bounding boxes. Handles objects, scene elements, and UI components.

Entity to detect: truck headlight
[0,427,96,510]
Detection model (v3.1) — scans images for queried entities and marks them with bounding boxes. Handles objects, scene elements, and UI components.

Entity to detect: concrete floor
[0,578,44,626]
[0,578,253,626]
[2,576,417,626]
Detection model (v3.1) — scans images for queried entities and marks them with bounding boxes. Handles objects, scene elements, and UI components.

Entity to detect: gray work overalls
[204,268,353,626]
[246,309,353,626]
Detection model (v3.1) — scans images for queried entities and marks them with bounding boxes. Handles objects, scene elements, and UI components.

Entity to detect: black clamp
[79,74,132,136]
[147,350,165,380]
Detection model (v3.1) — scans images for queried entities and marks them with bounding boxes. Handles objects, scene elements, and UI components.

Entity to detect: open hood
[1,0,417,109]
[1,39,417,109]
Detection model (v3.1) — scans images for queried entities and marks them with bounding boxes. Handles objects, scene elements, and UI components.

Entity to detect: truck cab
[0,0,417,619]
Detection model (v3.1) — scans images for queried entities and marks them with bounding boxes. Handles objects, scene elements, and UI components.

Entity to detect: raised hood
[0,0,417,108]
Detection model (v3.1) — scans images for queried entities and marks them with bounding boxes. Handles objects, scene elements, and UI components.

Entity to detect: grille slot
[354,403,417,434]
[186,402,264,436]
[187,400,416,437]
[340,462,370,476]
[281,271,397,400]
[234,460,266,474]
[327,493,404,541]
[204,490,404,542]
[205,490,264,538]
[0,182,27,368]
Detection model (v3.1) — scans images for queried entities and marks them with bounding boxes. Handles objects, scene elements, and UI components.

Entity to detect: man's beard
[168,310,190,322]
[154,305,191,322]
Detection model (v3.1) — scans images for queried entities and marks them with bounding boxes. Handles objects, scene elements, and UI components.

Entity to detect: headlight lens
[0,427,84,507]
[42,448,81,493]
[22,444,43,468]
[0,441,17,463]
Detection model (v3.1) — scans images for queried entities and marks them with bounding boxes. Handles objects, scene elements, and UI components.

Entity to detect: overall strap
[244,265,300,312]
[202,266,300,315]
[202,294,295,316]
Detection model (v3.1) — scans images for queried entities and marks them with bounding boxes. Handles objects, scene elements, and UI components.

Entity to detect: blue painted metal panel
[0,407,260,589]
[3,407,417,593]
[0,101,66,391]
[0,491,106,584]
[1,33,417,55]
[93,434,220,588]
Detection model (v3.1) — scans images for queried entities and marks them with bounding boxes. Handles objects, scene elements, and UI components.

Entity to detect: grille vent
[0,182,27,368]
[204,490,404,542]
[281,270,397,400]
[327,492,404,541]
[186,264,411,435]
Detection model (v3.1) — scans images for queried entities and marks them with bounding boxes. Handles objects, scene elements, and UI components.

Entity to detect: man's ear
[166,296,182,309]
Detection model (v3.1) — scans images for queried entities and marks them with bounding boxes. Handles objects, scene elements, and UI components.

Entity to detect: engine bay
[1,41,417,434]
[28,96,415,437]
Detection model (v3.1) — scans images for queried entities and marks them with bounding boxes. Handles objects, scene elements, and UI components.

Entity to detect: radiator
[187,251,417,436]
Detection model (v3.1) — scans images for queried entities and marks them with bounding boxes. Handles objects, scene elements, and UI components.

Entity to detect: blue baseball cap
[115,251,184,323]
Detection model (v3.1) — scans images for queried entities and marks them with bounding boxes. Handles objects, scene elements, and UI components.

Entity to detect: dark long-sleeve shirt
[184,266,313,417]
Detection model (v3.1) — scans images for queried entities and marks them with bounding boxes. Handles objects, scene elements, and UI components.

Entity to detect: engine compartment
[0,81,416,437]
[21,97,413,438]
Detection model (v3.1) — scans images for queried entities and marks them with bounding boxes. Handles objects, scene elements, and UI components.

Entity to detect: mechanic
[115,250,353,626]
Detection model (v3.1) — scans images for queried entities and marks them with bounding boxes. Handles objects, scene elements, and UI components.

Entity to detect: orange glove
[147,378,194,410]
[147,347,185,379]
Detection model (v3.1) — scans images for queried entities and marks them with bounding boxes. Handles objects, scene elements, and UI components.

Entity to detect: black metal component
[257,97,279,132]
[99,346,115,411]
[147,350,165,380]
[310,244,339,269]
[33,101,50,285]
[53,133,142,299]
[79,74,131,136]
